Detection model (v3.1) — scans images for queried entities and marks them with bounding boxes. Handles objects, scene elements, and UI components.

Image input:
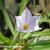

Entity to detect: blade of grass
[0,31,12,45]
[23,33,33,40]
[19,0,29,15]
[2,9,16,37]
[0,0,5,10]
[27,40,50,50]
[32,29,50,37]
[23,29,50,40]
[31,46,50,50]
[39,16,50,23]
[34,40,50,46]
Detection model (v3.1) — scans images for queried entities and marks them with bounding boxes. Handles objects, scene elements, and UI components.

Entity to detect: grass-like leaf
[22,29,50,40]
[39,16,50,23]
[2,9,16,37]
[0,0,5,10]
[27,40,50,50]
[0,31,12,45]
[32,29,50,37]
[19,0,29,15]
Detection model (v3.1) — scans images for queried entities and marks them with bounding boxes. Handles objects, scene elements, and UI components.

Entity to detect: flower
[15,7,42,33]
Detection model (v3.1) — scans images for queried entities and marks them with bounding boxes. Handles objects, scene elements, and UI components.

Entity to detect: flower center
[23,24,29,30]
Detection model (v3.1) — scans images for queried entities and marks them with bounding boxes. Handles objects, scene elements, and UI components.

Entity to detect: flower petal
[15,16,23,31]
[21,7,32,23]
[32,16,41,25]
[21,7,32,18]
[34,25,42,31]
[15,15,26,24]
[32,16,42,31]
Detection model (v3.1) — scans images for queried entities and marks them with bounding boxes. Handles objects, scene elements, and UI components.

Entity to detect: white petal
[21,7,33,24]
[15,16,23,31]
[21,7,32,18]
[15,16,22,26]
[34,25,42,31]
[15,15,26,24]
[32,16,41,25]
[30,16,42,31]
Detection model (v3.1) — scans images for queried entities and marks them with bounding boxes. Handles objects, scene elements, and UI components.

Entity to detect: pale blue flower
[15,7,42,33]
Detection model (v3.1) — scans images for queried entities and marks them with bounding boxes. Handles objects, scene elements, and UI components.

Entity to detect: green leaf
[32,29,50,37]
[22,29,50,40]
[19,0,29,15]
[2,9,16,37]
[0,31,12,45]
[39,16,50,23]
[31,47,50,50]
[23,33,32,40]
[28,40,50,50]
[0,0,5,10]
[35,40,50,46]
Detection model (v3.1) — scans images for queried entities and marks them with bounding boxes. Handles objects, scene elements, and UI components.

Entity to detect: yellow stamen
[23,24,29,30]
